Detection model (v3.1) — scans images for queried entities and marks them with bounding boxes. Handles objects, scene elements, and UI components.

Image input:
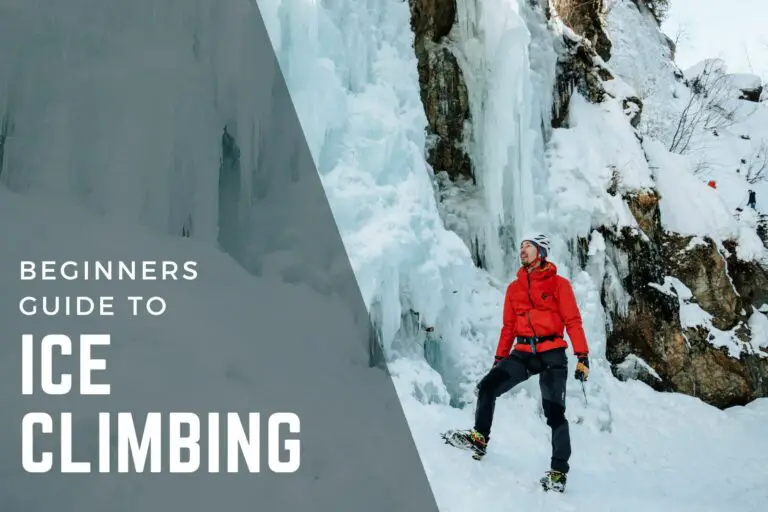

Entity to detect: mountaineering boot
[459,429,487,460]
[440,429,488,460]
[540,470,567,492]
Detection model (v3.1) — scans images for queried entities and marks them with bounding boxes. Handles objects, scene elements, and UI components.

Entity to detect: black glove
[575,354,589,381]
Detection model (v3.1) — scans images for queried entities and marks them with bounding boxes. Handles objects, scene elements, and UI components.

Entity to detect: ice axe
[575,357,589,406]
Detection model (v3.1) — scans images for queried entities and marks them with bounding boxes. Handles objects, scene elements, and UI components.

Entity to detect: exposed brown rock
[410,0,454,38]
[409,0,472,182]
[548,0,616,127]
[624,190,660,240]
[722,239,768,311]
[552,39,611,128]
[664,236,739,331]
[601,197,768,407]
[552,0,612,61]
[602,226,677,396]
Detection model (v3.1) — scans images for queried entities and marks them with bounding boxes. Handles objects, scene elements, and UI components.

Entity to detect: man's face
[520,241,539,267]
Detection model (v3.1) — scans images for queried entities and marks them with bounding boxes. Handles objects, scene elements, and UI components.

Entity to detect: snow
[615,354,662,382]
[567,94,655,193]
[602,76,640,101]
[683,58,728,82]
[542,87,653,255]
[727,73,763,93]
[604,0,682,103]
[1,0,768,510]
[404,383,768,512]
[643,138,738,239]
[653,277,718,329]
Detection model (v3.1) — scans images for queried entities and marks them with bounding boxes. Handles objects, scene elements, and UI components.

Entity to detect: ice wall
[259,0,481,360]
[0,0,479,400]
[449,0,558,281]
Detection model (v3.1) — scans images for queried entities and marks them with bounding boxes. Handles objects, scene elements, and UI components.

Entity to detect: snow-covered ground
[1,0,767,510]
[406,387,768,512]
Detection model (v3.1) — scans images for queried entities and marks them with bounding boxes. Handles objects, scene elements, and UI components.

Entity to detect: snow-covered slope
[1,0,767,510]
[606,0,768,220]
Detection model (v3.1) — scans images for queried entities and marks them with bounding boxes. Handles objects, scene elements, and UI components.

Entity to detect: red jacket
[495,261,589,359]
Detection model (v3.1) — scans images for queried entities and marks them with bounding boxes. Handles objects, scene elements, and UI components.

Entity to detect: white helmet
[520,232,551,258]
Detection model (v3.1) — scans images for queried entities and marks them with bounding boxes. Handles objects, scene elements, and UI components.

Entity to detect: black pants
[474,348,571,473]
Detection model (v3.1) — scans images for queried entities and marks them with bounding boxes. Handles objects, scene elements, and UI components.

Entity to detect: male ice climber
[446,233,590,493]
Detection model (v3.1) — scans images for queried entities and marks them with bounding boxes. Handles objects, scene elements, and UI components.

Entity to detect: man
[453,233,590,492]
[747,189,756,209]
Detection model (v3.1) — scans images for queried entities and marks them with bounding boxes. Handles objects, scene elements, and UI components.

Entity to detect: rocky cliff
[409,0,473,182]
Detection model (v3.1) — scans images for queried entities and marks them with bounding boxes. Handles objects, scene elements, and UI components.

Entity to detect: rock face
[758,214,768,248]
[723,239,768,311]
[622,96,643,128]
[551,36,613,128]
[552,0,612,61]
[408,0,472,182]
[665,237,741,331]
[546,1,615,129]
[624,191,661,240]
[738,85,763,103]
[601,191,768,408]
